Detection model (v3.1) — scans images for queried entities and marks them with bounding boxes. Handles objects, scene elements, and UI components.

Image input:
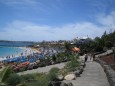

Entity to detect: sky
[0,0,115,41]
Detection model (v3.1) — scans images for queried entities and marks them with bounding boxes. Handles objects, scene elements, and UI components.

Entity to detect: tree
[101,31,107,39]
[105,41,113,49]
[0,66,13,85]
[64,42,71,50]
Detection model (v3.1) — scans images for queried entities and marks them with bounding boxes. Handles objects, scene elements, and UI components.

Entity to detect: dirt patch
[100,54,115,71]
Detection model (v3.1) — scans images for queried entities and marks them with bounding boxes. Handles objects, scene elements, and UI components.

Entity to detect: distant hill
[0,40,36,47]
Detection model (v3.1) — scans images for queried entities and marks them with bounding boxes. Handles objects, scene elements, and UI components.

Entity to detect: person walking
[92,53,95,61]
[89,54,93,62]
[85,54,88,62]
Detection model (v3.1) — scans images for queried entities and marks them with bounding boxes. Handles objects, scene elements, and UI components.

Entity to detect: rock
[56,74,64,81]
[98,60,115,86]
[66,82,73,86]
[64,74,76,80]
[79,66,84,70]
[60,82,68,86]
[80,63,86,68]
[48,81,67,86]
[74,70,81,77]
[36,60,40,63]
[48,81,56,86]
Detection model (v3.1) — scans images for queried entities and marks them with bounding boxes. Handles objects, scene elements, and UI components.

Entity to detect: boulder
[80,63,86,68]
[64,74,76,80]
[48,81,67,86]
[60,82,68,86]
[66,82,73,86]
[56,75,64,81]
[74,70,81,77]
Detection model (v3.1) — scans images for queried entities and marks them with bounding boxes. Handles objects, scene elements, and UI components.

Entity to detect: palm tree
[0,65,13,86]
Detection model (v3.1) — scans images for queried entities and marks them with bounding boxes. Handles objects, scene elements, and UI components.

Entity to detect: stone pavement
[66,62,110,86]
[18,62,65,75]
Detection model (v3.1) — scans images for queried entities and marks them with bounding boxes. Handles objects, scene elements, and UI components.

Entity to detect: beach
[0,47,39,61]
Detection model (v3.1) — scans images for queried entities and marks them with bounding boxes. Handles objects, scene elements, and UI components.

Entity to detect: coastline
[0,46,40,61]
[29,47,41,53]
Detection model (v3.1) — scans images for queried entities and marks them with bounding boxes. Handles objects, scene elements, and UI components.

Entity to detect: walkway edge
[96,59,115,86]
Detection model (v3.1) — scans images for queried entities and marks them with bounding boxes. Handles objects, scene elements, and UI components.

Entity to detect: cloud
[0,0,38,7]
[96,11,115,26]
[0,0,61,13]
[88,0,115,13]
[1,10,115,41]
[0,20,104,41]
[96,11,115,32]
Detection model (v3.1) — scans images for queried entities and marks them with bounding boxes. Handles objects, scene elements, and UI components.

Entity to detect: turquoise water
[0,46,24,57]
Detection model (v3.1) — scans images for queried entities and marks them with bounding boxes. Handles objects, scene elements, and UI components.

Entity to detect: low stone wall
[96,59,115,86]
[95,50,113,58]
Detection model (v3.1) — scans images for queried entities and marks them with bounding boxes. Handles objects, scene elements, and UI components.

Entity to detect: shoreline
[0,46,40,61]
[0,47,24,61]
[29,47,41,53]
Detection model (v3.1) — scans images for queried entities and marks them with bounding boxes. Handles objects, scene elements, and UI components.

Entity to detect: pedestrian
[85,54,88,62]
[90,54,92,62]
[93,54,95,61]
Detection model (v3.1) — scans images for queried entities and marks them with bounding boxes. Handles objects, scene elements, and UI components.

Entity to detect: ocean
[0,46,24,57]
[0,41,34,58]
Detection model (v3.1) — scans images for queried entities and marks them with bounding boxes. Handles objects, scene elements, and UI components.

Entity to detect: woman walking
[85,54,88,62]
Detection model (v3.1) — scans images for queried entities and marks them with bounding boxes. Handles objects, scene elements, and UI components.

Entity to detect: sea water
[0,46,24,57]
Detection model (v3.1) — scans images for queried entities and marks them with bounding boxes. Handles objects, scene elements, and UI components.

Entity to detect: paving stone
[65,62,110,86]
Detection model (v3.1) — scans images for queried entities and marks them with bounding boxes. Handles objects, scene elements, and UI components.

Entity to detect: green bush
[105,41,113,48]
[26,78,49,86]
[35,73,46,80]
[16,84,27,86]
[6,73,21,86]
[20,74,35,83]
[66,61,79,71]
[59,68,68,77]
[0,65,13,83]
[94,45,103,52]
[47,67,60,81]
[65,54,79,71]
[25,74,49,86]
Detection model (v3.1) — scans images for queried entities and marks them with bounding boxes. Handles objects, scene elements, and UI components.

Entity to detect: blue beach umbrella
[19,59,27,63]
[10,57,18,62]
[3,59,10,62]
[3,58,15,62]
[29,59,35,63]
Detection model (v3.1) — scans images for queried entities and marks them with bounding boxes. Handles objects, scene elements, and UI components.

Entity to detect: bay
[0,46,24,57]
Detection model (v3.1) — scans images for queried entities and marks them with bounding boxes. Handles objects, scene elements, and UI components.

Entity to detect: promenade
[69,61,110,86]
[18,54,111,86]
[18,62,65,75]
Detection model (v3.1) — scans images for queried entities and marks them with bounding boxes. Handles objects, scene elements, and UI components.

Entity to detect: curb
[96,59,115,86]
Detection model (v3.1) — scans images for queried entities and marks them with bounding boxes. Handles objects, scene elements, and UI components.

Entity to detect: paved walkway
[18,62,65,75]
[69,62,110,86]
[18,54,110,86]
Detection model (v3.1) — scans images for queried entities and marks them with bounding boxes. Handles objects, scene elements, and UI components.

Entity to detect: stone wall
[96,59,115,86]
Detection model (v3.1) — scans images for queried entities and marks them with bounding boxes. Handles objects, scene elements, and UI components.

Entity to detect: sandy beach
[0,47,40,61]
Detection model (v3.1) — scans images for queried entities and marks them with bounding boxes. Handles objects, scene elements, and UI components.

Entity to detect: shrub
[94,45,103,52]
[26,76,49,86]
[65,54,79,71]
[0,65,13,83]
[16,84,27,86]
[35,73,46,80]
[20,74,35,83]
[6,73,21,86]
[59,68,68,77]
[105,41,113,48]
[47,67,60,81]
